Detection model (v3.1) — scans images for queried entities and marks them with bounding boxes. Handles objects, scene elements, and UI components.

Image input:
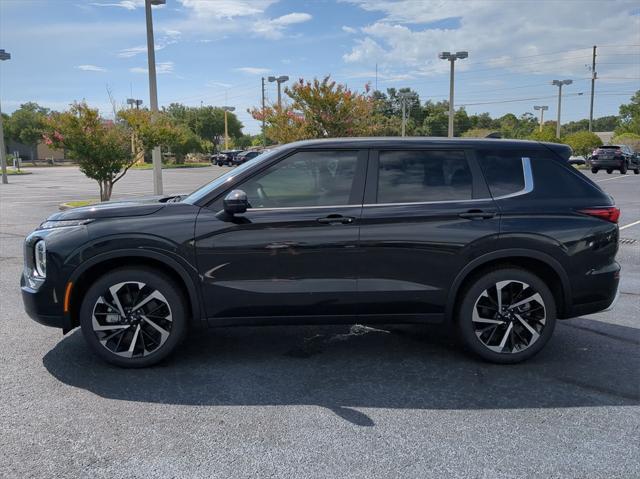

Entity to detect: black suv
[590,144,639,174]
[22,139,620,367]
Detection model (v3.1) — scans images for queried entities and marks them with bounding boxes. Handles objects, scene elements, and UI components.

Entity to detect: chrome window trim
[491,157,534,200]
[243,157,534,211]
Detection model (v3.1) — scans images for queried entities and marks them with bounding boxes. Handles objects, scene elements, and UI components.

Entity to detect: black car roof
[283,137,563,151]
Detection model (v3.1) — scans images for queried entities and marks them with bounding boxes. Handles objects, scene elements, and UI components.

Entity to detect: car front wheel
[457,268,556,364]
[79,267,187,368]
[620,162,628,174]
[591,167,598,174]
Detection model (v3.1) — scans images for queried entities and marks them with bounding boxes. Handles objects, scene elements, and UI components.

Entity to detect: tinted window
[530,154,604,198]
[377,150,472,203]
[477,150,525,197]
[240,150,358,208]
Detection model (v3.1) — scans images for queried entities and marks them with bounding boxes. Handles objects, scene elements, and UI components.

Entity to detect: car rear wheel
[620,162,628,174]
[606,169,612,174]
[591,167,598,174]
[634,168,639,174]
[79,267,187,368]
[457,268,556,364]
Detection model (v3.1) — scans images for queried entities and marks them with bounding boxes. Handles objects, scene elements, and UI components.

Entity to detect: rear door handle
[317,214,355,225]
[459,209,496,220]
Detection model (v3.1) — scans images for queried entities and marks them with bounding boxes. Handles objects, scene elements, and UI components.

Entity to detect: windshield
[182,147,284,205]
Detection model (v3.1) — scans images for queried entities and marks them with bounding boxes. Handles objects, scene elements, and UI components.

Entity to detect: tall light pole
[268,75,289,109]
[261,77,266,146]
[145,0,165,195]
[222,106,235,150]
[439,51,468,138]
[127,98,143,109]
[588,45,597,132]
[0,49,11,185]
[533,105,548,132]
[552,79,572,138]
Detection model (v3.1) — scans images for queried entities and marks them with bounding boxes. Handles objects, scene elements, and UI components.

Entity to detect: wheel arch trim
[445,248,572,321]
[66,248,204,325]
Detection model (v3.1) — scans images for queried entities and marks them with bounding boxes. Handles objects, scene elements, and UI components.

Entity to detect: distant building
[7,140,66,162]
[594,131,614,145]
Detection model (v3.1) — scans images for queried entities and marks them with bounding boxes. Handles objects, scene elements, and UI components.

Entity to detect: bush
[528,127,561,143]
[611,132,640,153]
[563,131,602,157]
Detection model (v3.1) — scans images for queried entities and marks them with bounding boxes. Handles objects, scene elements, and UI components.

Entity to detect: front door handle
[317,214,355,225]
[459,209,496,220]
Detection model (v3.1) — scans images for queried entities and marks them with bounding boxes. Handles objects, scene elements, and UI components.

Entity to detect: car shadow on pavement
[43,318,639,427]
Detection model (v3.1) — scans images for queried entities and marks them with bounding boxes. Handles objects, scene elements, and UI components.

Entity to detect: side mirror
[223,190,248,215]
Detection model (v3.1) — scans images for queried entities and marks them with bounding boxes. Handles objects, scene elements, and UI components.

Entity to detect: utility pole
[533,105,548,132]
[552,79,572,138]
[222,106,235,150]
[439,51,468,137]
[0,49,10,185]
[261,77,266,147]
[145,0,165,195]
[589,45,597,132]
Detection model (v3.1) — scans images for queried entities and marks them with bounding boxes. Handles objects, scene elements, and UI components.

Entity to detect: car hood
[46,196,172,221]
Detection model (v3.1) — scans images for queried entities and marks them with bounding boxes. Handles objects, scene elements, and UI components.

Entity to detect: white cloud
[130,61,174,74]
[117,31,181,58]
[207,81,232,88]
[89,1,144,10]
[342,0,640,80]
[235,67,270,75]
[178,0,277,19]
[76,64,107,72]
[342,25,357,34]
[252,12,312,39]
[118,45,147,58]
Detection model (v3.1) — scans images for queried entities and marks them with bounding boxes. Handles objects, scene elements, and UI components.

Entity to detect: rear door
[357,148,500,319]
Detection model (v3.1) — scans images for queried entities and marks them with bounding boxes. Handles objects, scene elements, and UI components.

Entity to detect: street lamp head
[533,105,549,111]
[438,51,451,60]
[563,79,573,85]
[222,106,235,112]
[127,98,136,105]
[277,75,289,83]
[455,51,468,59]
[268,76,277,82]
[0,49,11,61]
[149,0,166,5]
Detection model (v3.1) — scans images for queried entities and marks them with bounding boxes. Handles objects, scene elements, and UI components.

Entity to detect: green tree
[164,103,243,148]
[118,108,179,162]
[611,132,640,153]
[421,100,449,136]
[528,126,561,143]
[6,102,50,160]
[564,131,602,157]
[250,76,384,142]
[461,128,498,138]
[45,102,132,201]
[616,90,640,135]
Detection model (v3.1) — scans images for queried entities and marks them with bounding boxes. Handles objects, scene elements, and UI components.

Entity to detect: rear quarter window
[530,153,606,199]
[476,150,525,197]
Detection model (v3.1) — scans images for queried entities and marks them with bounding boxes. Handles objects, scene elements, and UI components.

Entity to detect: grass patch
[60,199,99,209]
[131,162,211,170]
[3,169,33,175]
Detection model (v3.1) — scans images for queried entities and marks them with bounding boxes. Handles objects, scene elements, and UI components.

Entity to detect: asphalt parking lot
[1,166,639,478]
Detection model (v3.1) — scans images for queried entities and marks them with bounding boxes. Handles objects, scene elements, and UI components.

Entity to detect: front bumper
[21,275,71,330]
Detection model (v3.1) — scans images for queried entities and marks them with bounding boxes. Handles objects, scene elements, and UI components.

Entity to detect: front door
[357,149,500,319]
[195,149,367,321]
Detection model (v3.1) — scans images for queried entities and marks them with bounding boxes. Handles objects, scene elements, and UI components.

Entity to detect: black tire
[457,268,556,364]
[606,169,612,174]
[620,162,628,174]
[591,167,598,174]
[634,169,639,175]
[79,267,187,368]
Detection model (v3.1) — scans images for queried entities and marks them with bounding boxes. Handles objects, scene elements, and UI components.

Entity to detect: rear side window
[377,150,472,203]
[477,150,525,197]
[530,154,605,199]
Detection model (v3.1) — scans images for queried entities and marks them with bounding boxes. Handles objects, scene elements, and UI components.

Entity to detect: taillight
[614,149,622,156]
[578,207,620,223]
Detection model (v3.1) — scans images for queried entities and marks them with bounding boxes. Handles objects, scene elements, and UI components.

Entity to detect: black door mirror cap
[223,189,249,215]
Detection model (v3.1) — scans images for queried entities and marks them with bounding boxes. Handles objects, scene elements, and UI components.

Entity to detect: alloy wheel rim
[472,280,546,354]
[91,281,172,358]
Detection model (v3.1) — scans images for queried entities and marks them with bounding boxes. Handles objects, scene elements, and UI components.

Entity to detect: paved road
[1,166,639,478]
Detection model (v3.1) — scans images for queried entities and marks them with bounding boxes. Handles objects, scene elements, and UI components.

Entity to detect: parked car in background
[22,138,620,367]
[568,155,586,166]
[210,153,228,166]
[232,150,263,166]
[589,145,639,174]
[212,150,243,166]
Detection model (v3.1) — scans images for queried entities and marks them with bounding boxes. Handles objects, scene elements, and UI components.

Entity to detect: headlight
[34,240,46,278]
[39,219,93,230]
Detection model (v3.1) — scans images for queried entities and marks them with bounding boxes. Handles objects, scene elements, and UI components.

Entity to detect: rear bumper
[590,159,623,168]
[566,261,620,318]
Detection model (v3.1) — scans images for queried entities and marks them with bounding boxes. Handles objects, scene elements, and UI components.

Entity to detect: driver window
[240,150,358,208]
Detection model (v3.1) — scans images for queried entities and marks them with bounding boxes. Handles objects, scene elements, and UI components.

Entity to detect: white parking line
[620,219,640,231]
[595,175,635,183]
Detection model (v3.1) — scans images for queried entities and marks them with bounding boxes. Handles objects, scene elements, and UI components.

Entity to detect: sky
[1,0,639,135]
